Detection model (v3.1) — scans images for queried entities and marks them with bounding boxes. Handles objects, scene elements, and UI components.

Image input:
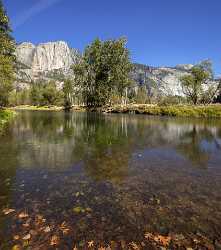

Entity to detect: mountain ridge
[15,41,218,96]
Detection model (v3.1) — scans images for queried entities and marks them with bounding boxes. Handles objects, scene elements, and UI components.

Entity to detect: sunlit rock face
[16,41,79,72]
[15,41,80,86]
[15,41,219,96]
[131,64,195,96]
[16,42,35,67]
[31,41,75,72]
[132,63,220,97]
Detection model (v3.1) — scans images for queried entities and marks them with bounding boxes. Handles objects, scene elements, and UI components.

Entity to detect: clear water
[0,111,221,249]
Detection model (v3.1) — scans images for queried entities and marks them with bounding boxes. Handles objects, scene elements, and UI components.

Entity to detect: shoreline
[0,109,16,132]
[8,104,221,118]
[102,104,221,118]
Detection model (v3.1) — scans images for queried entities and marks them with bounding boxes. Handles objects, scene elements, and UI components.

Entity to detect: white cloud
[13,0,62,29]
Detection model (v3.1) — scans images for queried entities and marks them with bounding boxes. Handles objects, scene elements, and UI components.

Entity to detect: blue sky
[3,0,221,76]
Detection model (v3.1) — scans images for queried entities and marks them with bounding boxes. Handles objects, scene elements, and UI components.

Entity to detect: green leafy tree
[73,38,132,107]
[30,83,43,106]
[42,81,60,105]
[30,81,63,106]
[63,79,74,109]
[180,66,210,105]
[197,59,213,79]
[0,0,15,107]
[180,61,220,105]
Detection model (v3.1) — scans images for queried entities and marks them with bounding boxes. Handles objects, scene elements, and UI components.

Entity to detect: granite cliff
[15,41,80,88]
[15,41,218,96]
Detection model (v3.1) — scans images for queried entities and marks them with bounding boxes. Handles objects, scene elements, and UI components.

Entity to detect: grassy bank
[10,105,87,112]
[10,105,65,111]
[0,109,15,131]
[103,104,221,118]
[9,104,221,118]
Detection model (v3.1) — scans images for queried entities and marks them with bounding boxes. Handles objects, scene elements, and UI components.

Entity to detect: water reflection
[7,111,221,173]
[0,111,221,248]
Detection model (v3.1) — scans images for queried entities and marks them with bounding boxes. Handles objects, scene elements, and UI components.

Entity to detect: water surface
[0,111,221,249]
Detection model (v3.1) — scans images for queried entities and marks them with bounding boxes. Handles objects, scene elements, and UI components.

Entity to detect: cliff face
[16,41,80,71]
[15,41,80,87]
[131,63,196,96]
[15,41,218,96]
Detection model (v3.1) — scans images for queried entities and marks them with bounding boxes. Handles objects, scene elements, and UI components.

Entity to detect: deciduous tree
[72,38,132,107]
[180,66,210,105]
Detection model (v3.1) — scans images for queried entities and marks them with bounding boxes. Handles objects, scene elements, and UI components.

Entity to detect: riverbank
[9,104,221,118]
[103,104,221,118]
[10,105,86,112]
[10,105,65,111]
[0,109,15,131]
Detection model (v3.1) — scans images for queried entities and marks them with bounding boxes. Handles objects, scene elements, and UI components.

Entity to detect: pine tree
[0,0,15,107]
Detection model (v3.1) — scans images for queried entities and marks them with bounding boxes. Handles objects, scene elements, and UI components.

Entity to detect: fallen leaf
[22,234,31,240]
[73,206,83,213]
[18,212,29,219]
[3,208,15,215]
[13,235,20,240]
[50,235,60,246]
[11,245,21,250]
[129,242,140,250]
[44,226,51,233]
[86,207,92,213]
[60,222,70,235]
[88,241,94,247]
[22,223,30,228]
[154,235,171,246]
[144,232,154,240]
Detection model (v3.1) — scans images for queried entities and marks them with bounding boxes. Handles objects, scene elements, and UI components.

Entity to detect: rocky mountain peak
[15,41,219,97]
[16,41,80,81]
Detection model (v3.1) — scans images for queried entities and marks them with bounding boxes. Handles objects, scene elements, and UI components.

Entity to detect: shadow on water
[0,111,221,248]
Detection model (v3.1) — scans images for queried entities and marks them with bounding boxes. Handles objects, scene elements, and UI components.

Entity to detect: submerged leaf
[22,234,31,240]
[18,212,29,219]
[44,226,51,233]
[154,235,171,246]
[13,235,20,240]
[88,241,94,247]
[11,245,21,250]
[3,208,15,215]
[73,206,83,213]
[50,235,60,246]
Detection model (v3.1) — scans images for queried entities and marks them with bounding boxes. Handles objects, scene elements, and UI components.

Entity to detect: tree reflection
[70,114,131,184]
[4,111,221,175]
[176,124,220,167]
[0,125,19,242]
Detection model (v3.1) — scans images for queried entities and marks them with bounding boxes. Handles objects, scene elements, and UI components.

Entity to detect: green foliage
[42,81,61,105]
[196,59,213,79]
[0,0,15,107]
[63,79,74,109]
[73,38,132,107]
[158,95,187,106]
[0,109,14,131]
[8,89,31,106]
[109,104,221,118]
[180,66,210,105]
[134,86,149,104]
[30,81,63,106]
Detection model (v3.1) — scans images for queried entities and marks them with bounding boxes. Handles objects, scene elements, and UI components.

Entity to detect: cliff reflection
[6,111,221,178]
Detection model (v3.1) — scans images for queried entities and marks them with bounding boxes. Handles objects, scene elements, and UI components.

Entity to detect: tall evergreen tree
[0,0,15,107]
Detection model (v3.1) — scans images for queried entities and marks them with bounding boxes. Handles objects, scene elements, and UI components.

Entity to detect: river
[0,111,221,249]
